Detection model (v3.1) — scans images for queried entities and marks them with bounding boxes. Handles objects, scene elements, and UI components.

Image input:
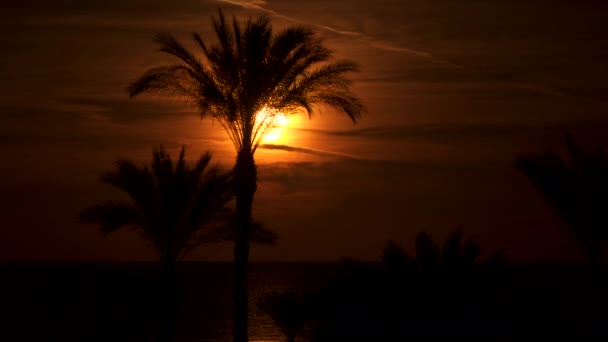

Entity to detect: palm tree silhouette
[127,10,365,341]
[516,136,608,270]
[440,228,483,270]
[382,228,498,273]
[78,146,278,342]
[381,240,411,271]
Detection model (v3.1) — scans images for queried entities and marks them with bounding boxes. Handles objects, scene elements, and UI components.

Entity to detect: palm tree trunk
[233,148,257,342]
[160,258,177,342]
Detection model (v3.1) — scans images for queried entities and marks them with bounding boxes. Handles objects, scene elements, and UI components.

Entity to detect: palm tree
[78,146,278,342]
[439,228,482,270]
[381,240,411,271]
[127,10,365,341]
[516,136,608,270]
[383,229,489,272]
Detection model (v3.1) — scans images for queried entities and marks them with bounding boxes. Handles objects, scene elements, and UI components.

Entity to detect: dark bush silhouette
[78,146,277,342]
[516,136,608,269]
[380,240,411,271]
[309,228,506,341]
[128,10,366,342]
[383,228,502,273]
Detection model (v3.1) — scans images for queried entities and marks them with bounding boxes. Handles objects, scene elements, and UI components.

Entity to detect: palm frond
[297,61,360,92]
[99,159,155,210]
[78,201,139,236]
[212,9,235,61]
[154,33,206,80]
[187,151,215,188]
[441,228,464,263]
[461,237,481,265]
[307,92,366,122]
[381,240,411,271]
[204,218,279,246]
[127,65,194,98]
[415,232,439,266]
[268,27,315,64]
[249,222,280,246]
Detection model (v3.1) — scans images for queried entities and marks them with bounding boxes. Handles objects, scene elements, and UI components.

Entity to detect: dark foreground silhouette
[1,257,607,341]
[256,229,608,341]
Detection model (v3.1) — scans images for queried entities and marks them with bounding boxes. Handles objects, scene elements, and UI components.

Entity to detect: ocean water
[2,262,608,340]
[0,262,337,342]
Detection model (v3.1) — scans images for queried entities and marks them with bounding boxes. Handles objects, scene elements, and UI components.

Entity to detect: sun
[262,114,290,143]
[255,109,291,144]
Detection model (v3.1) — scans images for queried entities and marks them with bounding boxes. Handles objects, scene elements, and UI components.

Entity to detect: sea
[2,261,607,341]
[0,262,338,342]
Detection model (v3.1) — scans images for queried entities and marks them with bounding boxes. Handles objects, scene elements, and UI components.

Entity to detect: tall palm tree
[127,10,365,341]
[78,146,278,342]
[516,136,608,269]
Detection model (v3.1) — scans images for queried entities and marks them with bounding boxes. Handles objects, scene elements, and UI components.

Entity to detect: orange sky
[1,0,607,262]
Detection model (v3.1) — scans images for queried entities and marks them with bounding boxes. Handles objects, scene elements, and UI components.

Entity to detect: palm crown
[127,11,365,153]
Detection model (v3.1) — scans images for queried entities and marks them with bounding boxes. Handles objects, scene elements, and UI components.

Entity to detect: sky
[1,0,607,262]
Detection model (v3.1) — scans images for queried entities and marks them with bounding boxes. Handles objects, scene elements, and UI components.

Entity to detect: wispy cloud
[291,120,608,146]
[216,0,455,65]
[258,143,372,160]
[218,0,268,10]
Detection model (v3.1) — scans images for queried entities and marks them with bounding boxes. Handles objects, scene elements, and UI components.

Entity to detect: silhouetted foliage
[381,240,411,271]
[384,228,499,274]
[415,232,440,268]
[516,136,608,268]
[309,228,507,341]
[78,146,277,342]
[128,9,365,341]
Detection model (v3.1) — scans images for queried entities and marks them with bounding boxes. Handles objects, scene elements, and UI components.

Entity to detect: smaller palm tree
[381,240,411,271]
[440,228,482,270]
[382,228,502,273]
[414,232,440,268]
[78,146,278,342]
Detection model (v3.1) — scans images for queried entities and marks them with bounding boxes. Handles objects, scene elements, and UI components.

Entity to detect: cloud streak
[258,143,371,161]
[216,0,454,64]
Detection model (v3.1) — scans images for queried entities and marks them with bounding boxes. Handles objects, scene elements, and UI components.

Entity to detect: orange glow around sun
[256,109,292,144]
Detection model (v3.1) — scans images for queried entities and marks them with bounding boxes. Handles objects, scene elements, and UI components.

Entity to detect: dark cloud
[0,103,182,149]
[294,120,608,149]
[62,97,198,123]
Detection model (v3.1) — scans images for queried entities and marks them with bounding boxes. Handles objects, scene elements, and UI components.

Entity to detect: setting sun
[263,114,290,143]
[255,108,292,144]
